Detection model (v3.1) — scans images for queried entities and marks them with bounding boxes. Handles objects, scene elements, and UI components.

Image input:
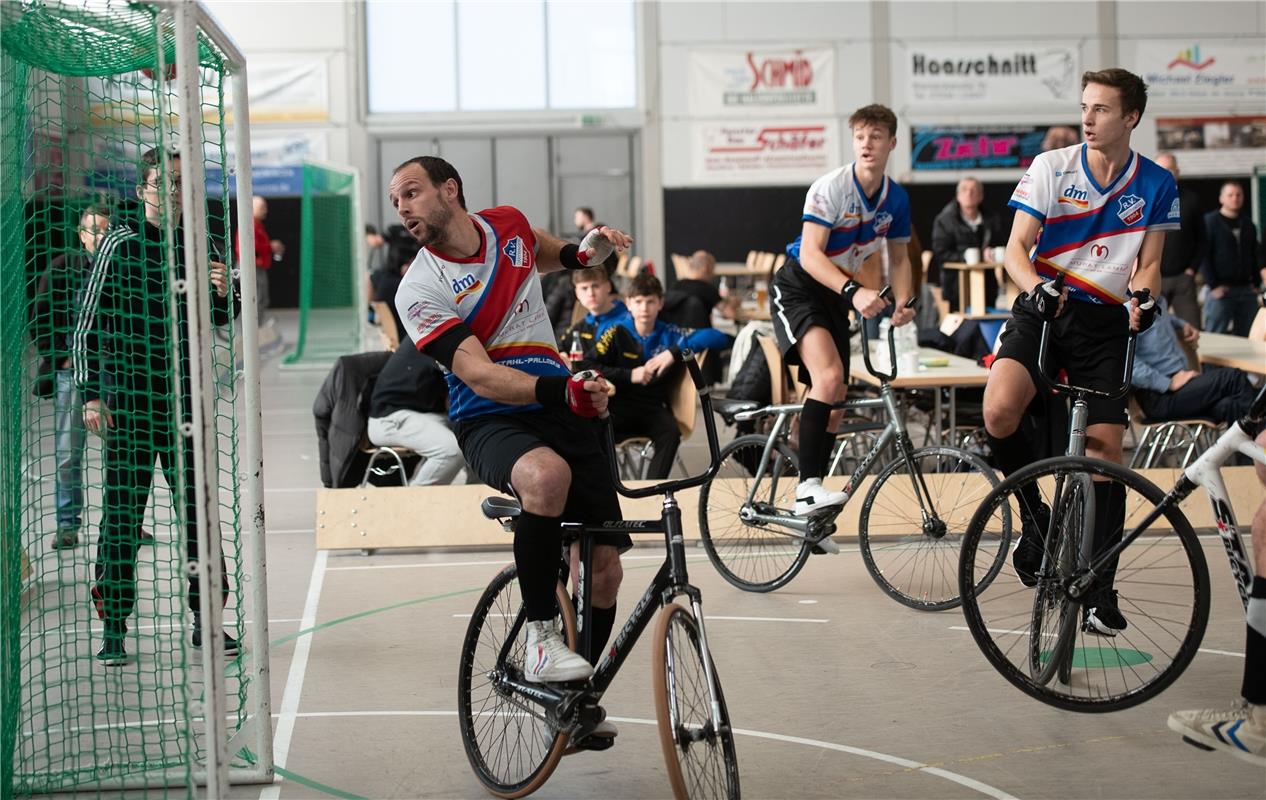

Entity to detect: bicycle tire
[652,603,741,800]
[698,434,810,593]
[457,566,578,798]
[959,456,1210,712]
[859,445,1009,611]
[1028,474,1089,686]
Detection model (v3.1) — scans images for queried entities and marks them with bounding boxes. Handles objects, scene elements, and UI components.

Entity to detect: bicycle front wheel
[652,604,741,800]
[699,434,810,593]
[859,446,1008,611]
[959,457,1210,712]
[457,566,577,798]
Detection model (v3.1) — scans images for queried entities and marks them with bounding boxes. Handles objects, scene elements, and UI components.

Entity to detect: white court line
[267,528,315,535]
[947,626,1244,658]
[449,613,828,623]
[259,549,327,800]
[265,487,318,494]
[325,552,707,572]
[274,710,1016,799]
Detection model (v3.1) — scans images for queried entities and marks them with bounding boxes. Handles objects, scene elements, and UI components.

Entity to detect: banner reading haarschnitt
[893,42,1081,107]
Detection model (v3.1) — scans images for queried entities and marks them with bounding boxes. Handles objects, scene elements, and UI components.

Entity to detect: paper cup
[964,247,981,266]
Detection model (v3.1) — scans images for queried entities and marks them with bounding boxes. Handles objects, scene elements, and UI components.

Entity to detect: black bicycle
[457,354,739,799]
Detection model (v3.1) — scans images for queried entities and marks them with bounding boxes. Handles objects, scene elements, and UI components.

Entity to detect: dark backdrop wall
[228,196,302,308]
[663,176,1240,285]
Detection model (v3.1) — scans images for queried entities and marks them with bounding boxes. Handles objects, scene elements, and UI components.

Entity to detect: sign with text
[1132,40,1266,104]
[691,120,839,185]
[1156,115,1266,176]
[911,124,1078,171]
[689,46,834,116]
[895,42,1080,107]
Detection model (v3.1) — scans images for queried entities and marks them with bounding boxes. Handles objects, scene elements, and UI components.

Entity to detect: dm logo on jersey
[872,211,893,235]
[1090,243,1110,259]
[1059,185,1089,209]
[502,236,529,268]
[1117,195,1146,226]
[452,272,484,302]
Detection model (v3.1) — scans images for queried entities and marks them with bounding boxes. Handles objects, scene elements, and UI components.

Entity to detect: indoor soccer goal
[0,1,272,796]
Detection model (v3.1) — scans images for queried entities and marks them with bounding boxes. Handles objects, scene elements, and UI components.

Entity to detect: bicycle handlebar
[600,349,723,499]
[857,285,918,383]
[1035,273,1139,400]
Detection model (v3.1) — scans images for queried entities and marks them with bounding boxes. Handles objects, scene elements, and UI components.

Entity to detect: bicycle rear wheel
[959,457,1210,712]
[859,446,1008,611]
[457,566,577,798]
[652,603,740,800]
[699,435,810,593]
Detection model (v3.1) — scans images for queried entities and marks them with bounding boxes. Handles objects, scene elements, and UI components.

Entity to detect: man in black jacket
[73,148,241,666]
[313,350,391,488]
[366,344,465,485]
[930,177,1000,311]
[1201,180,1264,336]
[31,204,110,549]
[1154,154,1204,327]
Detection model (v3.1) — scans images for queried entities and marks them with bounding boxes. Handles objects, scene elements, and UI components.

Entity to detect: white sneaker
[1168,699,1265,766]
[793,478,849,516]
[809,536,840,555]
[523,620,593,684]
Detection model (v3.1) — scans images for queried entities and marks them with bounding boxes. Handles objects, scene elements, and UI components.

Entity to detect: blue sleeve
[681,326,734,353]
[1147,171,1181,230]
[1131,358,1170,393]
[887,187,912,241]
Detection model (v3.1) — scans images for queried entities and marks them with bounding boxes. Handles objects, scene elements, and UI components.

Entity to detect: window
[365,0,636,113]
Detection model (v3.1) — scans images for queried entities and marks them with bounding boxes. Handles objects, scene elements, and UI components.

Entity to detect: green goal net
[281,161,362,369]
[1,2,269,796]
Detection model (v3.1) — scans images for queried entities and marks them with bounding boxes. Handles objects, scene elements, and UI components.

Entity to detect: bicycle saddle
[713,398,761,425]
[480,496,521,521]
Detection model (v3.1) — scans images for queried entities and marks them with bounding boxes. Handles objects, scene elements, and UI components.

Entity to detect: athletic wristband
[839,279,862,306]
[535,375,569,409]
[559,244,585,270]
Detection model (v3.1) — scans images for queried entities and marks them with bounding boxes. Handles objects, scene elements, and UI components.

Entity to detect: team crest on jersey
[1168,197,1181,219]
[872,211,893,235]
[502,236,529,268]
[1117,195,1146,225]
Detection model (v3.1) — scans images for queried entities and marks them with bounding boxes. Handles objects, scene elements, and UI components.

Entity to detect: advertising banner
[1133,40,1266,104]
[688,46,834,116]
[1156,115,1266,176]
[691,120,839,185]
[895,42,1080,107]
[911,124,1079,171]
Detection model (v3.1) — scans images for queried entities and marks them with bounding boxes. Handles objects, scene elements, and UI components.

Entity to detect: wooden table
[1198,332,1266,375]
[715,262,759,278]
[942,261,1003,315]
[849,346,990,444]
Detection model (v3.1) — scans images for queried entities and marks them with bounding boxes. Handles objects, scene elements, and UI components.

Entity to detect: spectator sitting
[1201,180,1264,336]
[366,341,466,486]
[588,273,732,478]
[665,250,740,328]
[1132,296,1258,424]
[931,177,1001,311]
[560,265,630,353]
[369,225,420,339]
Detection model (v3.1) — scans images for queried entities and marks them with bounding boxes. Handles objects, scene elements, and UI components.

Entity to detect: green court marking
[274,765,369,800]
[1039,647,1153,668]
[270,585,484,647]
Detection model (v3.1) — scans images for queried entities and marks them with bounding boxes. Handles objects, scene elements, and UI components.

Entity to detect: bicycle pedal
[1181,736,1215,752]
[563,733,616,755]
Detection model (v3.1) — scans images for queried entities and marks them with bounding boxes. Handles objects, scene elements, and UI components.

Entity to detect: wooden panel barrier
[315,467,1265,551]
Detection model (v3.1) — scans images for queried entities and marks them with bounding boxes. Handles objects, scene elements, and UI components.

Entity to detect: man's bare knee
[590,546,623,607]
[983,400,1021,438]
[510,448,570,517]
[983,361,1034,438]
[1086,426,1124,465]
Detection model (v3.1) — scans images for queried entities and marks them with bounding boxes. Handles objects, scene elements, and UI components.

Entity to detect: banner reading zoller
[894,42,1081,107]
[691,121,839,185]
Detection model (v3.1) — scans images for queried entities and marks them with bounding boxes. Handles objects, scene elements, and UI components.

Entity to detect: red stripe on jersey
[1039,227,1134,259]
[416,317,463,349]
[467,208,538,342]
[490,343,568,364]
[1045,160,1140,224]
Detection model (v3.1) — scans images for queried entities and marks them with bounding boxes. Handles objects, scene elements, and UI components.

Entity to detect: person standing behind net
[985,68,1178,636]
[769,103,916,520]
[1168,425,1266,766]
[73,147,241,666]
[31,204,111,551]
[389,156,632,748]
[1153,153,1204,328]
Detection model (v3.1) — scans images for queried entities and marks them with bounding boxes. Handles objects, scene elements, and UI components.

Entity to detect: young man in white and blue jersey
[389,157,632,746]
[984,69,1179,635]
[770,104,916,527]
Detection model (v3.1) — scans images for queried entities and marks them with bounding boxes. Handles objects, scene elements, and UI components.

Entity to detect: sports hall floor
[223,313,1261,800]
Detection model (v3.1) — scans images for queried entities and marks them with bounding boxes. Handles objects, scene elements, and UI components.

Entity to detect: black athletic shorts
[455,408,631,550]
[770,256,851,387]
[995,293,1131,426]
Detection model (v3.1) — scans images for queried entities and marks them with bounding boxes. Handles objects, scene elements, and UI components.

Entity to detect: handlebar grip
[878,285,893,303]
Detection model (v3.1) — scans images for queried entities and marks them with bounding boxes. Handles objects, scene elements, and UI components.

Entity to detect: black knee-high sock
[514,512,563,622]
[799,398,831,481]
[586,604,617,666]
[987,427,1042,510]
[1091,481,1126,594]
[1243,576,1266,704]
